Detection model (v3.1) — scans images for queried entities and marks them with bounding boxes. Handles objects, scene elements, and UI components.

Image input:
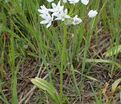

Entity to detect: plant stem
[60,25,67,99]
[10,34,18,104]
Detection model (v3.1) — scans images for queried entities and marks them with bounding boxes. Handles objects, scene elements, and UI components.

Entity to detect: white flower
[68,0,80,4]
[38,5,53,28]
[50,1,70,21]
[88,10,98,18]
[72,15,82,25]
[50,1,64,13]
[63,0,67,3]
[55,9,70,21]
[47,0,54,2]
[81,0,89,5]
[38,5,50,14]
[40,13,53,28]
[38,0,85,28]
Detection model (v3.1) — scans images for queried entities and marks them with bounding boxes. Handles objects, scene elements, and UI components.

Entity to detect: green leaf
[104,45,121,57]
[31,77,61,104]
[112,78,121,93]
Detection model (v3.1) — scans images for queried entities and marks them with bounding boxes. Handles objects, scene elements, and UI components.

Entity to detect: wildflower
[72,15,82,25]
[81,0,89,5]
[54,9,70,21]
[47,0,54,3]
[38,5,50,14]
[40,13,53,28]
[50,1,70,21]
[68,0,80,4]
[88,10,98,18]
[38,0,97,28]
[50,1,64,13]
[63,0,67,3]
[38,5,53,28]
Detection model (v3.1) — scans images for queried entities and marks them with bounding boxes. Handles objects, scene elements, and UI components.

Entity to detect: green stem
[10,35,18,104]
[9,19,18,104]
[60,26,67,99]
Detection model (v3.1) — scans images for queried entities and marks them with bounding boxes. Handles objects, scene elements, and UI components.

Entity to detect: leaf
[112,78,121,93]
[86,75,99,82]
[104,45,121,57]
[0,64,6,79]
[31,77,61,104]
[85,59,121,69]
[74,70,99,82]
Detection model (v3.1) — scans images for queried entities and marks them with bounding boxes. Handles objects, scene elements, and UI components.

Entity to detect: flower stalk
[60,25,67,99]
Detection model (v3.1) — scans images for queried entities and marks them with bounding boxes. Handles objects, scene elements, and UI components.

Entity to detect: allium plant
[38,0,98,28]
[37,0,98,102]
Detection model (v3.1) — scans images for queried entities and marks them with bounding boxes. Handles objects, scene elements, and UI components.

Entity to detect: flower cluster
[47,0,89,5]
[38,0,98,28]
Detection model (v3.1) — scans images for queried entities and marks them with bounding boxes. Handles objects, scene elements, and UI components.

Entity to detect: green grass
[0,0,121,103]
